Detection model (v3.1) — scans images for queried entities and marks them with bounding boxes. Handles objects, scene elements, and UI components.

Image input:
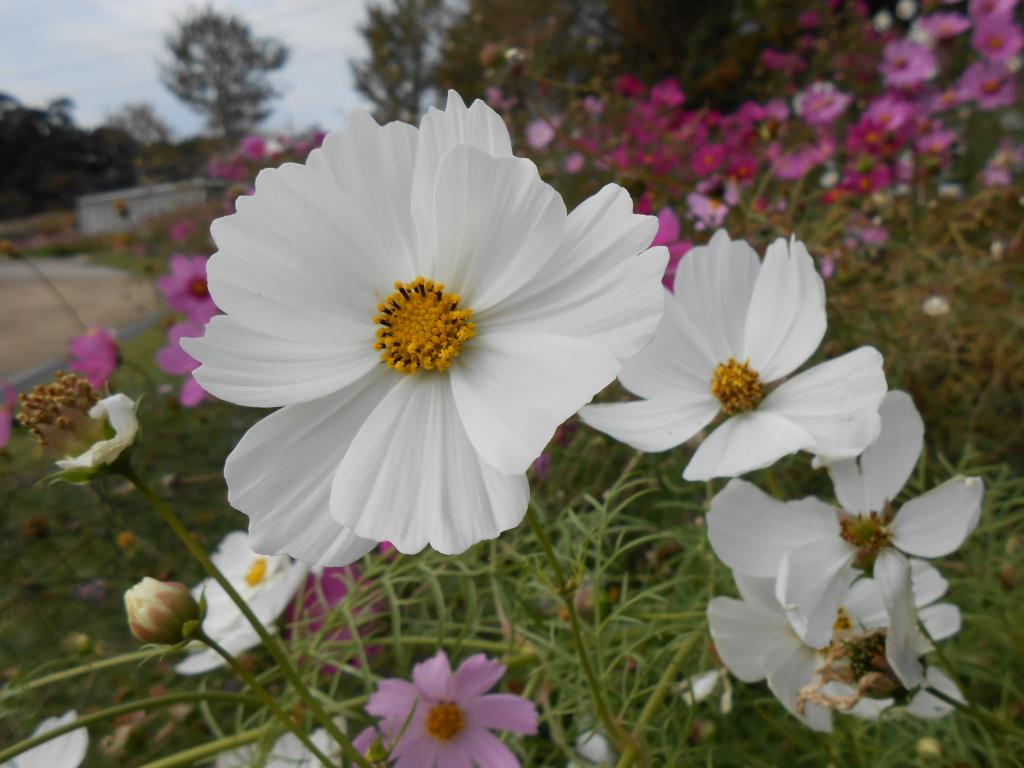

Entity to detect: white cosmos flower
[176,531,309,675]
[3,711,88,768]
[216,728,340,767]
[183,91,667,561]
[706,391,982,684]
[580,230,887,481]
[707,572,958,732]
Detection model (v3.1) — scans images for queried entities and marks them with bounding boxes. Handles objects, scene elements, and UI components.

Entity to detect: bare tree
[161,6,289,141]
[104,103,173,145]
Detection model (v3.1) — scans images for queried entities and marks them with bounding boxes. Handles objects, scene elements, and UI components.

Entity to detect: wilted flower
[124,577,200,645]
[353,650,538,767]
[4,711,88,768]
[581,231,886,482]
[68,328,118,390]
[184,91,666,562]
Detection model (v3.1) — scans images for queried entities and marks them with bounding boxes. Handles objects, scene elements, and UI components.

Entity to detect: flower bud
[124,577,200,645]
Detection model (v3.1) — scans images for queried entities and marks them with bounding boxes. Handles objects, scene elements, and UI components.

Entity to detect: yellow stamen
[425,702,465,742]
[374,277,476,374]
[710,358,764,414]
[245,558,268,587]
[833,607,854,633]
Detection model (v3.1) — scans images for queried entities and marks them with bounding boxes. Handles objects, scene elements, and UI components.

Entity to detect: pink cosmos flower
[68,328,118,389]
[0,380,16,448]
[563,152,584,174]
[929,87,963,112]
[916,127,958,155]
[794,82,852,126]
[156,321,209,407]
[881,40,937,87]
[168,218,196,243]
[651,207,693,289]
[864,95,915,132]
[971,15,1023,61]
[157,254,217,323]
[919,12,971,39]
[285,566,373,674]
[969,0,1018,19]
[850,223,890,245]
[958,61,1017,108]
[525,119,557,149]
[239,135,267,160]
[691,143,725,175]
[981,163,1012,185]
[354,651,538,767]
[685,193,729,230]
[649,79,685,109]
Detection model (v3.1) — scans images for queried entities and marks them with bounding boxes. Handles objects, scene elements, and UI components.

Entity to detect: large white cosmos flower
[580,230,887,481]
[707,390,982,680]
[176,531,308,675]
[184,91,667,561]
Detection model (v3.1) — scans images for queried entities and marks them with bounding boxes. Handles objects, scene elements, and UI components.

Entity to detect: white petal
[873,549,924,688]
[617,289,719,400]
[673,229,761,363]
[579,394,718,453]
[420,144,565,310]
[742,237,826,381]
[826,390,924,515]
[482,184,666,361]
[186,315,378,408]
[16,711,89,768]
[762,641,833,733]
[224,371,390,565]
[308,110,420,278]
[905,667,962,719]
[683,410,812,481]
[844,577,887,629]
[411,91,512,258]
[919,602,961,641]
[909,558,949,607]
[761,347,887,460]
[776,539,857,648]
[734,573,784,610]
[890,476,984,558]
[330,375,529,554]
[707,595,789,683]
[707,479,839,578]
[450,331,619,475]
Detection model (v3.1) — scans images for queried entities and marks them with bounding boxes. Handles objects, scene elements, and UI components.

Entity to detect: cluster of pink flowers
[500,0,1021,282]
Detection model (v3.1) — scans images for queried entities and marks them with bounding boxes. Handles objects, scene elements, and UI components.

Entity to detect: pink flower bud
[124,577,200,645]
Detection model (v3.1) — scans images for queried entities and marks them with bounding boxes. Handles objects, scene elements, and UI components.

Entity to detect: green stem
[924,686,1024,741]
[140,726,268,768]
[0,691,258,763]
[119,466,373,768]
[1,648,172,697]
[199,631,340,768]
[525,505,635,755]
[615,633,701,768]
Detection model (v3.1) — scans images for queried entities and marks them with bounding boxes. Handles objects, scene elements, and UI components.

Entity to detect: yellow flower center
[245,558,268,587]
[425,702,465,742]
[839,506,894,568]
[374,277,476,374]
[833,607,854,633]
[710,358,764,414]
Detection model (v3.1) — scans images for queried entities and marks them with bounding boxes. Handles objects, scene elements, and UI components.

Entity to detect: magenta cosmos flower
[354,651,538,766]
[158,254,218,323]
[881,40,937,88]
[652,207,693,289]
[68,327,118,389]
[156,321,210,407]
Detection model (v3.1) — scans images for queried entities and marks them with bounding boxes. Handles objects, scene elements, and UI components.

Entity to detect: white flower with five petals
[707,391,982,685]
[184,91,667,561]
[580,230,887,481]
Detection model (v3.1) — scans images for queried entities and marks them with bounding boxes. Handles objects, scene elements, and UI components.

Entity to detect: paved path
[0,256,160,383]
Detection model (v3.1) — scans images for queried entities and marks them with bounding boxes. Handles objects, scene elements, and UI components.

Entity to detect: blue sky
[1,0,371,137]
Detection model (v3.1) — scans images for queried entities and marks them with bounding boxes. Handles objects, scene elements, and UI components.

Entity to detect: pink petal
[413,651,455,701]
[462,727,521,768]
[393,731,439,766]
[453,654,506,700]
[179,378,208,407]
[156,345,197,375]
[468,694,538,734]
[367,678,421,719]
[0,412,11,448]
[655,207,680,244]
[434,742,473,768]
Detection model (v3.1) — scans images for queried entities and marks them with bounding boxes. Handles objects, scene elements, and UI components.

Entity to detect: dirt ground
[0,256,159,381]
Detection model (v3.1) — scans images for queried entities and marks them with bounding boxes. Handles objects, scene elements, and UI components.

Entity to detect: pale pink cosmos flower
[0,380,16,448]
[958,61,1017,108]
[525,118,557,149]
[156,321,210,407]
[793,82,852,126]
[686,193,729,230]
[68,328,118,389]
[158,254,217,323]
[919,12,971,39]
[354,650,538,766]
[971,15,1023,61]
[564,152,585,174]
[864,95,915,131]
[881,40,937,87]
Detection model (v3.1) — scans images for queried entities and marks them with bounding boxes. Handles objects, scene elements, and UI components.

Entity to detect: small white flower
[217,728,340,767]
[3,711,88,768]
[567,728,615,767]
[707,391,982,685]
[873,10,894,32]
[55,394,138,471]
[677,668,732,710]
[896,0,918,21]
[185,91,666,561]
[922,295,951,316]
[176,531,309,675]
[581,231,887,481]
